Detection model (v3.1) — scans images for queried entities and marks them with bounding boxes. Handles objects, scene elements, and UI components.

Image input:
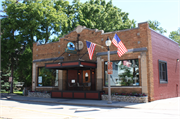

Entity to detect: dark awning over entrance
[45,60,97,70]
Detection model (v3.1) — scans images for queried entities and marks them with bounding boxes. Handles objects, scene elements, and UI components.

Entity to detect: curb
[7,97,127,108]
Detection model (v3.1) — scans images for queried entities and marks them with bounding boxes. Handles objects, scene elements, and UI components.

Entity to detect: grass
[14,91,23,95]
[0,90,23,96]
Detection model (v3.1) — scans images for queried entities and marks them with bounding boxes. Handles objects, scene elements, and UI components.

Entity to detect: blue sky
[1,0,179,37]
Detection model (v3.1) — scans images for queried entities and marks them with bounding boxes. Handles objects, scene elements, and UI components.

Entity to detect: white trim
[103,86,142,89]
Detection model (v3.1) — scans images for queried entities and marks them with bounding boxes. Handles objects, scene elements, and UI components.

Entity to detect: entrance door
[67,69,96,91]
[80,69,96,91]
[67,70,78,90]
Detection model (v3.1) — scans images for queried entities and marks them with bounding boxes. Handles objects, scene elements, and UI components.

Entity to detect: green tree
[14,46,32,87]
[169,28,180,45]
[59,0,135,36]
[1,0,68,89]
[148,20,167,34]
[1,0,136,90]
[1,10,26,93]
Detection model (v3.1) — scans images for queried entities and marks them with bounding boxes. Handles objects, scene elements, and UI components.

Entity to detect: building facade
[32,22,180,101]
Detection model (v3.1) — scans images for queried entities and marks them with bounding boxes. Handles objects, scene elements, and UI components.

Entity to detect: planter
[27,92,51,98]
[101,95,148,103]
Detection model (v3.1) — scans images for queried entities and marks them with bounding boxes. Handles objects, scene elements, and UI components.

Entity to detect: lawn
[0,91,23,96]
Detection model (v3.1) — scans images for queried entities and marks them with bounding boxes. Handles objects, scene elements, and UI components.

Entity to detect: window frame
[158,60,168,84]
[37,67,59,87]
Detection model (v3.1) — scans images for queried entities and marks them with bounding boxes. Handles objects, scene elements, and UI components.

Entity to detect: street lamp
[105,37,112,104]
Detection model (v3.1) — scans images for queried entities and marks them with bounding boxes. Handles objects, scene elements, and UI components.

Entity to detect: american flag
[86,41,96,60]
[112,34,127,57]
[123,60,131,67]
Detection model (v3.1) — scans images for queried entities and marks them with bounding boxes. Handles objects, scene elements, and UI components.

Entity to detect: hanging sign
[65,42,77,54]
[107,62,113,74]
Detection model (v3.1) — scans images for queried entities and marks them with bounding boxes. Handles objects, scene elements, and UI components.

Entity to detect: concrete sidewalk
[1,93,180,110]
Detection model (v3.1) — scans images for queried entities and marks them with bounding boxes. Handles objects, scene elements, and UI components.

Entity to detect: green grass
[0,90,23,96]
[14,91,23,95]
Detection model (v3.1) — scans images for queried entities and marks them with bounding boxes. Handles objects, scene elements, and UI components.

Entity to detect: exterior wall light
[177,59,179,62]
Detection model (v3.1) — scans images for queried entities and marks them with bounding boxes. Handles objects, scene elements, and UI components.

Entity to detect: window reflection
[38,67,58,87]
[105,59,139,86]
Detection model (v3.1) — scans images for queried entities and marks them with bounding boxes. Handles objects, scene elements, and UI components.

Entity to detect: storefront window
[104,59,139,86]
[38,67,58,87]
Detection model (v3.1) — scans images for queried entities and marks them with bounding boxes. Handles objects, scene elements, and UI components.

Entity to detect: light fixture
[177,59,179,62]
[105,37,112,47]
[92,71,94,74]
[78,72,80,75]
[85,72,88,77]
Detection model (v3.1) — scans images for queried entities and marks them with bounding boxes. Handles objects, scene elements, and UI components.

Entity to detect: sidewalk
[1,93,180,110]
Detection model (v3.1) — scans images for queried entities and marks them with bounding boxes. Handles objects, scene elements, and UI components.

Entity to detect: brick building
[32,22,180,101]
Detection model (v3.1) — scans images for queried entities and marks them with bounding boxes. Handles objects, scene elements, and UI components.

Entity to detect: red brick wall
[33,22,151,97]
[151,30,180,100]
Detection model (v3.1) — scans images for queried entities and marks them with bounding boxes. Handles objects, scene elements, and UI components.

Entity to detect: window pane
[159,60,168,83]
[38,67,58,86]
[105,59,139,86]
[163,71,166,81]
[162,63,166,72]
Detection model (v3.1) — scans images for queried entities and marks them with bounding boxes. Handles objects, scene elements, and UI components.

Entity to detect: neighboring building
[32,22,180,102]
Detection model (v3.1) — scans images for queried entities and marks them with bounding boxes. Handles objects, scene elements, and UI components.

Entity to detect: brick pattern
[151,30,180,100]
[147,27,154,101]
[32,22,154,100]
[103,87,142,94]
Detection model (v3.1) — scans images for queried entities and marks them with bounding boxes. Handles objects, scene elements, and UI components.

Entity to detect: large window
[159,60,168,83]
[104,59,139,87]
[38,67,58,87]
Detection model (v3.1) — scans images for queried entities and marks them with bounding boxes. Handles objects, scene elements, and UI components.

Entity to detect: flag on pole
[86,41,96,60]
[112,34,127,57]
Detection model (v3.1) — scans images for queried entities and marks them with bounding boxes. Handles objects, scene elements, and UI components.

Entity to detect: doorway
[67,69,96,90]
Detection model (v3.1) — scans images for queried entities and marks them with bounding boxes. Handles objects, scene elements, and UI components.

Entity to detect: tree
[1,10,26,93]
[1,0,136,91]
[14,46,32,87]
[59,0,135,36]
[169,28,180,45]
[1,0,68,90]
[148,20,167,34]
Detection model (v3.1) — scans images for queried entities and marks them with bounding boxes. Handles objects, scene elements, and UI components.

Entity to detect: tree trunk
[10,65,14,93]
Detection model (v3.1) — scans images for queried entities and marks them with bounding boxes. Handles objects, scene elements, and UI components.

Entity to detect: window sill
[103,86,142,88]
[36,86,58,88]
[160,81,168,84]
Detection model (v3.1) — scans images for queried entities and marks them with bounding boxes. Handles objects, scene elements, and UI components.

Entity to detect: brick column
[141,52,148,95]
[58,70,63,90]
[32,63,36,91]
[97,56,103,91]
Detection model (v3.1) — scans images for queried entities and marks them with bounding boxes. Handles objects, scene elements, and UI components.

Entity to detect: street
[0,97,180,119]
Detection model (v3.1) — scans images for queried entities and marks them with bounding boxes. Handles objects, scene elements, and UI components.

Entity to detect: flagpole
[85,40,106,49]
[105,37,112,104]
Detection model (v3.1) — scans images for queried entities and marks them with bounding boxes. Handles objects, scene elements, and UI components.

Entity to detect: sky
[0,0,179,37]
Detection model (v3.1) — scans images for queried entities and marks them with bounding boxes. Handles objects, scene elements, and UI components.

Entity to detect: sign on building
[9,77,12,82]
[108,62,113,74]
[38,76,42,83]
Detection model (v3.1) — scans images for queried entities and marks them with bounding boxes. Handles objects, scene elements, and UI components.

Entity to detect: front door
[67,69,96,90]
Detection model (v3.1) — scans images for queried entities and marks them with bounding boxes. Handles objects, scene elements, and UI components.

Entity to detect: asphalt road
[0,97,180,119]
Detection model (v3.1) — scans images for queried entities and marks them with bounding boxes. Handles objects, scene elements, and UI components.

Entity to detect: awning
[45,60,97,70]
